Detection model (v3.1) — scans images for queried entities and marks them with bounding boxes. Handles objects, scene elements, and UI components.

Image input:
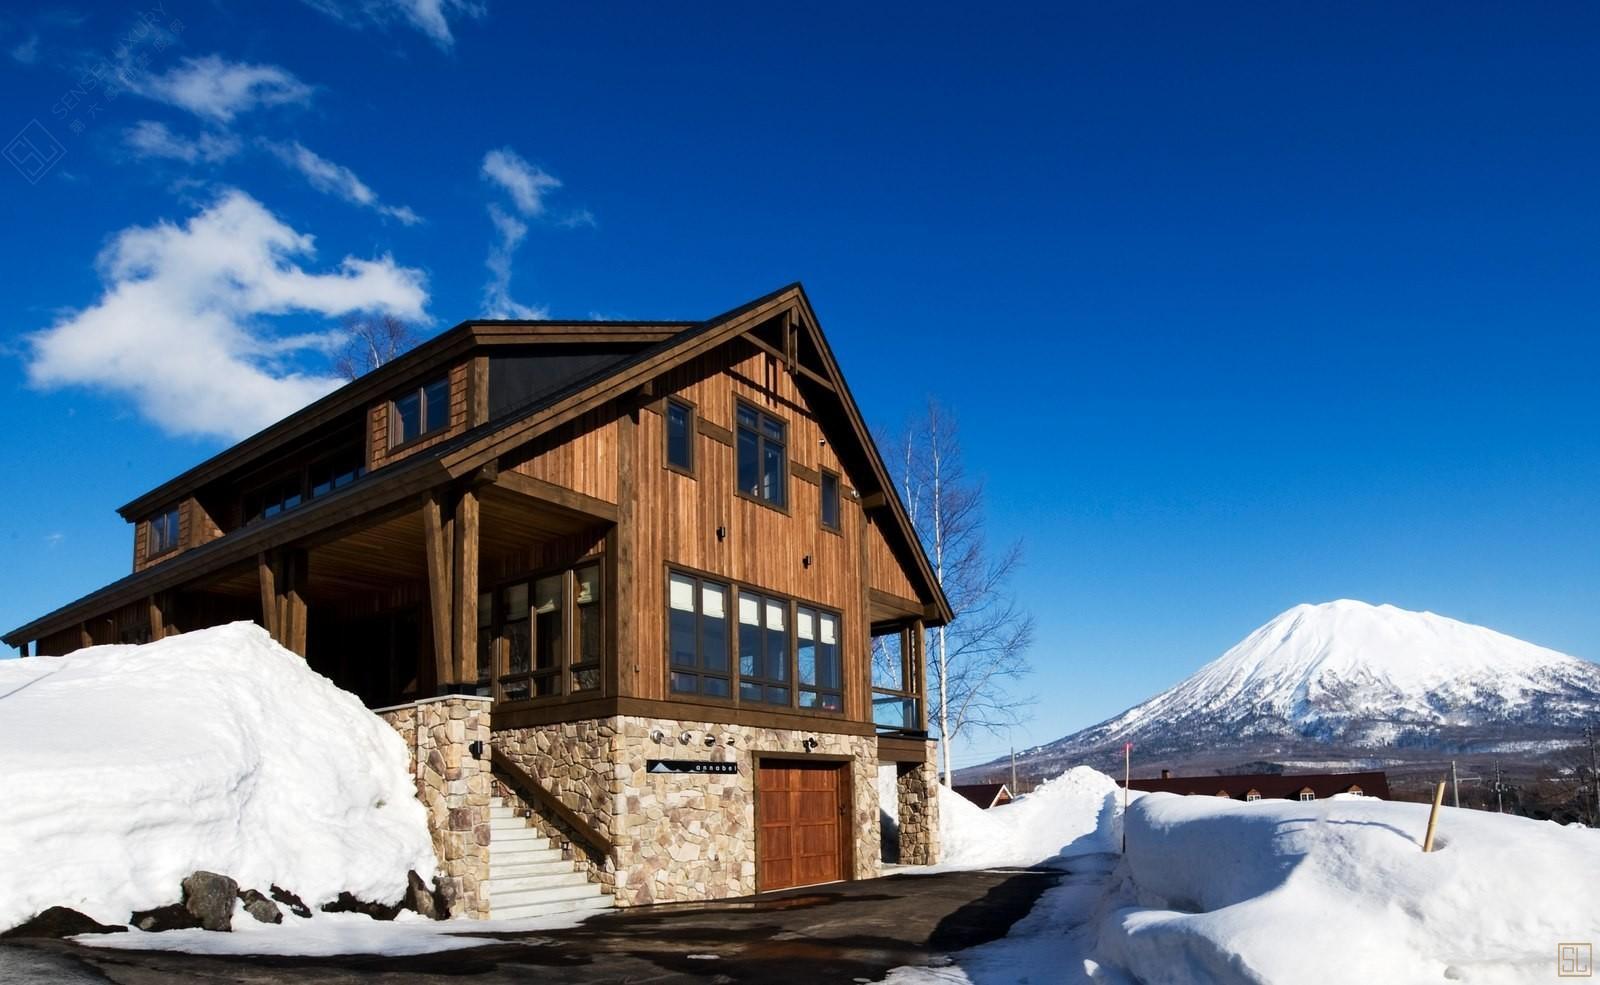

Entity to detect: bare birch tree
[882,400,1034,785]
[334,314,418,380]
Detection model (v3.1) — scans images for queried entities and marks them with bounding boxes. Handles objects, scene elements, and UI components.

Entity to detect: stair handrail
[490,747,614,861]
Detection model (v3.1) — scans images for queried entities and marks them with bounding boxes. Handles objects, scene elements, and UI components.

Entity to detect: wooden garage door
[757,759,845,892]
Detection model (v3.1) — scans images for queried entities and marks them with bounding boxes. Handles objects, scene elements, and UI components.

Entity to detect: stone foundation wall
[377,695,492,919]
[493,716,880,907]
[895,745,941,865]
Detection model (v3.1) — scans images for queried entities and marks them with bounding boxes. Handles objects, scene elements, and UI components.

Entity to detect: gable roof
[952,783,1013,809]
[8,284,952,645]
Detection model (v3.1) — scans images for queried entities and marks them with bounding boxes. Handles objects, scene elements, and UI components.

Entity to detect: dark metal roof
[1120,770,1391,801]
[952,783,1013,809]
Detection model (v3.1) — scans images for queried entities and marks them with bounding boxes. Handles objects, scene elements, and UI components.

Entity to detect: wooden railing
[490,747,614,861]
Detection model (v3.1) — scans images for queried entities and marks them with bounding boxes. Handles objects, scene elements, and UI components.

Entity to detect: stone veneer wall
[492,719,618,891]
[377,695,492,919]
[894,744,941,865]
[493,716,880,907]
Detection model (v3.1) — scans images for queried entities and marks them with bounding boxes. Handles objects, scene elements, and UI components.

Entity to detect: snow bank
[0,623,435,931]
[938,767,1123,869]
[1100,793,1600,984]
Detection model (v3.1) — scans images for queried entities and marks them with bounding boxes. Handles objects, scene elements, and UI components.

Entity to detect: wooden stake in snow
[1422,779,1447,852]
[1122,741,1132,853]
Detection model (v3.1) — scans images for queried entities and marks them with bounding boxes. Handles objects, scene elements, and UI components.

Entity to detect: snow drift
[0,623,435,931]
[1102,793,1600,984]
[937,767,1123,869]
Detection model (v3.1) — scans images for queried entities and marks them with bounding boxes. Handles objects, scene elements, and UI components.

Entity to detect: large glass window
[572,563,603,692]
[531,574,564,697]
[798,607,842,711]
[391,376,450,446]
[872,626,923,733]
[669,573,730,697]
[148,507,180,556]
[665,400,694,474]
[739,591,791,706]
[501,583,532,701]
[490,563,605,702]
[474,592,493,695]
[736,404,787,508]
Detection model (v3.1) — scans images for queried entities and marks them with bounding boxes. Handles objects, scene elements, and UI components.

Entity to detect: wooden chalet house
[4,285,949,918]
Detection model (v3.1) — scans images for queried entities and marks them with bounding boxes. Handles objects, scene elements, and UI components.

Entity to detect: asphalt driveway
[0,867,1063,984]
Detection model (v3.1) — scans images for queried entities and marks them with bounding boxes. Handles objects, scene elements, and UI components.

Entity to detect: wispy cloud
[26,190,429,440]
[124,120,242,164]
[301,0,486,49]
[265,140,422,225]
[481,147,560,217]
[482,204,545,318]
[128,54,313,123]
[10,33,39,65]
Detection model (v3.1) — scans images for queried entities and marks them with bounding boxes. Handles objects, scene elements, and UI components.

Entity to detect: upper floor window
[820,470,841,531]
[1298,789,1316,802]
[1245,789,1262,802]
[309,447,365,499]
[669,572,730,697]
[736,403,787,508]
[244,475,303,523]
[739,590,790,706]
[148,507,180,556]
[665,399,695,474]
[392,376,450,447]
[797,606,842,711]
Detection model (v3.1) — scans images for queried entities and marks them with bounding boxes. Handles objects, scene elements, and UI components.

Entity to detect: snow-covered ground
[935,767,1124,870]
[0,623,435,932]
[893,773,1600,985]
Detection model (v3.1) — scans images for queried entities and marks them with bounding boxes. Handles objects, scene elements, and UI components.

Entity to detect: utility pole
[1450,760,1460,809]
[1010,746,1018,795]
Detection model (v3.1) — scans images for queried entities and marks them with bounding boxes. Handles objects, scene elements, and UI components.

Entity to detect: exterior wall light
[802,737,819,752]
[679,730,693,744]
[650,729,665,743]
[716,525,727,542]
[703,734,717,747]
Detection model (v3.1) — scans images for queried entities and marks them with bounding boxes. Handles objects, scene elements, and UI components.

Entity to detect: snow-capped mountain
[990,601,1600,777]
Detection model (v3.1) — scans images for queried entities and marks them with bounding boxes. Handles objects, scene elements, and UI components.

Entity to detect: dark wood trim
[859,491,887,510]
[741,328,837,392]
[869,587,926,620]
[789,461,820,486]
[452,488,479,686]
[877,735,934,764]
[490,747,613,860]
[696,417,734,447]
[614,406,637,699]
[493,470,619,522]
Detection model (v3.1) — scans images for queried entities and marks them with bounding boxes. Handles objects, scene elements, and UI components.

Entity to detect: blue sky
[2,3,1598,769]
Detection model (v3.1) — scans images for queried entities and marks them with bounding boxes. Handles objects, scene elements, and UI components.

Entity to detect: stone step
[489,815,535,831]
[491,893,613,921]
[489,807,521,819]
[490,841,563,861]
[488,882,604,909]
[486,871,589,894]
[490,796,504,808]
[487,858,576,880]
[491,827,550,847]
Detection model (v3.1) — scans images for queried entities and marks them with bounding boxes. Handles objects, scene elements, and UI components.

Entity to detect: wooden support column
[281,549,309,658]
[911,617,928,733]
[611,406,638,698]
[147,594,164,641]
[258,552,280,641]
[17,642,29,657]
[452,487,480,687]
[78,623,92,650]
[422,493,455,690]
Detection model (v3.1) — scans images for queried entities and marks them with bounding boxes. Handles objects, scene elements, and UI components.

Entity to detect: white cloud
[26,190,429,441]
[11,33,39,65]
[481,147,560,217]
[301,0,485,48]
[482,204,545,318]
[124,120,242,164]
[129,55,312,123]
[265,140,422,225]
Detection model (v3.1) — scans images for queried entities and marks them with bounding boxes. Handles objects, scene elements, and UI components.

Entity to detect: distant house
[953,782,1014,809]
[1121,768,1389,802]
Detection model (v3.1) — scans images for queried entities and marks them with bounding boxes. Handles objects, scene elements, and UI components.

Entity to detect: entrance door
[757,759,845,892]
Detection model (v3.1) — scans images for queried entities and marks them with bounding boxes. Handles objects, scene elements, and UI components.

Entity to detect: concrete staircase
[488,796,613,920]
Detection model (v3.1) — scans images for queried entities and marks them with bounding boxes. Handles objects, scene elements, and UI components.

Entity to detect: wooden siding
[628,343,876,722]
[503,407,620,505]
[866,516,921,605]
[367,360,471,472]
[132,496,221,573]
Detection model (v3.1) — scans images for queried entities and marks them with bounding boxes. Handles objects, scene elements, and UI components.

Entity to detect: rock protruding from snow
[0,622,436,932]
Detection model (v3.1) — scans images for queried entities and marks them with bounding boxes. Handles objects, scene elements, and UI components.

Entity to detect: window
[736,403,787,508]
[530,573,564,697]
[1299,789,1316,802]
[797,606,842,711]
[148,507,180,556]
[1245,789,1262,802]
[669,573,730,697]
[501,583,532,701]
[739,590,790,705]
[309,447,365,499]
[820,470,841,531]
[244,475,303,523]
[572,564,603,692]
[872,626,923,733]
[474,592,493,696]
[391,376,450,447]
[665,400,695,474]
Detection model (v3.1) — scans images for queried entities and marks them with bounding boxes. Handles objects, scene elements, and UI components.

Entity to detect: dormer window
[391,376,450,447]
[1245,789,1262,802]
[148,507,180,556]
[1299,788,1316,802]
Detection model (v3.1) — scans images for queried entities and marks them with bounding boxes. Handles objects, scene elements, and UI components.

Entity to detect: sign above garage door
[647,759,739,775]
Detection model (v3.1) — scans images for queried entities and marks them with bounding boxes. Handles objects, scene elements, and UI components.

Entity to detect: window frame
[146,506,182,558]
[796,604,844,712]
[819,468,842,533]
[485,557,607,705]
[734,400,789,513]
[663,398,697,477]
[664,566,845,718]
[388,375,452,450]
[667,571,732,699]
[871,623,925,735]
